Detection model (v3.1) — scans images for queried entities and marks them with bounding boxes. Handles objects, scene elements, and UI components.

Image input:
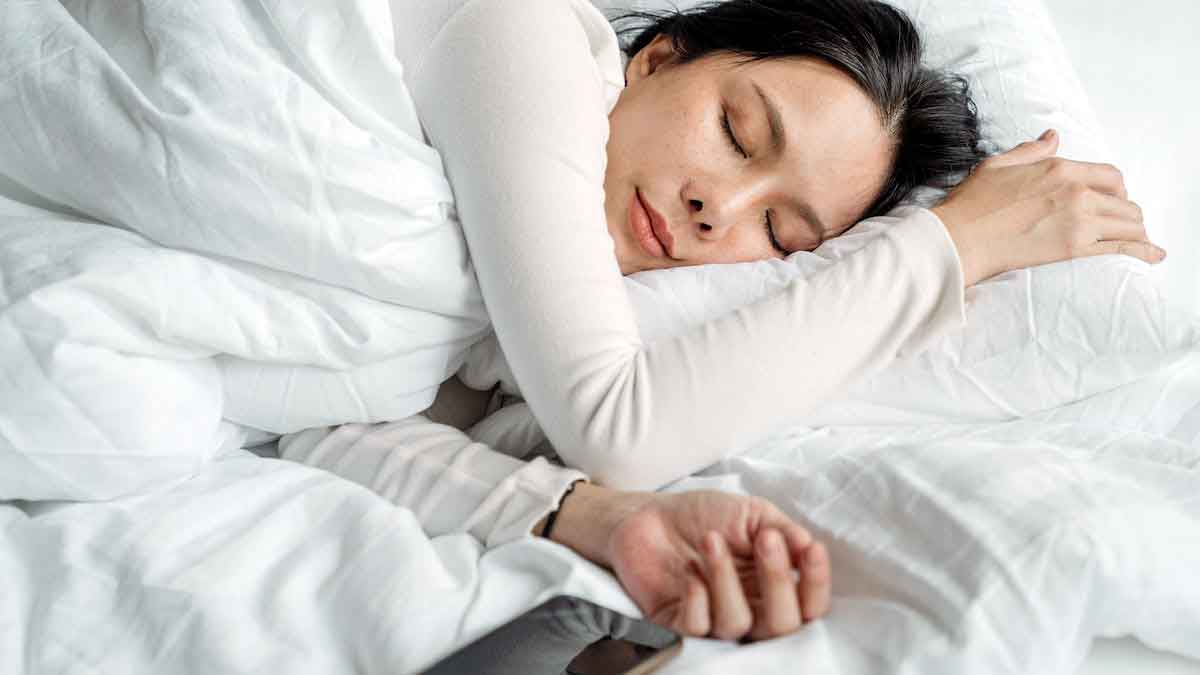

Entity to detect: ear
[625,33,681,85]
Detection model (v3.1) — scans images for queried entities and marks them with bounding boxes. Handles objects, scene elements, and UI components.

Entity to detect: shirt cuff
[483,457,588,548]
[886,205,968,359]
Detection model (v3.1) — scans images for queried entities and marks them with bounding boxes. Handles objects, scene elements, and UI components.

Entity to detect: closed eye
[722,108,789,255]
[721,110,747,158]
[764,210,789,255]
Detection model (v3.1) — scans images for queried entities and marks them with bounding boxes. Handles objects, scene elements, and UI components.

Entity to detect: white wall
[1042,0,1200,316]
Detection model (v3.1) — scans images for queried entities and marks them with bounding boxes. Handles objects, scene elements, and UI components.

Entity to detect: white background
[1045,0,1200,316]
[1045,9,1200,671]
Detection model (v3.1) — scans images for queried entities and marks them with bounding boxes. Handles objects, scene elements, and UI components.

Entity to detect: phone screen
[567,636,683,675]
[623,637,683,675]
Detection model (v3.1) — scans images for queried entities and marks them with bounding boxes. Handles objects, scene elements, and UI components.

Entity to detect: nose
[686,175,770,241]
[689,199,712,233]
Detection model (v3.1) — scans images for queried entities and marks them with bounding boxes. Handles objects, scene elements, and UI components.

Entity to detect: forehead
[711,55,894,229]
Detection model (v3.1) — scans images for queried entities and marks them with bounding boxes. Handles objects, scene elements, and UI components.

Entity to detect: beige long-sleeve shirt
[283,0,967,546]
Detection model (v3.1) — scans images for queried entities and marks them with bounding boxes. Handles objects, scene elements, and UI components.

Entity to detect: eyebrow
[752,81,830,239]
[752,81,786,157]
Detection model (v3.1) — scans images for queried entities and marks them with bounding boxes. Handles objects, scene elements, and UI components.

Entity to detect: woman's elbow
[556,440,662,492]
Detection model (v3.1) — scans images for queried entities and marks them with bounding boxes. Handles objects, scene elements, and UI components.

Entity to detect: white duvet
[0,0,494,501]
[2,1,1199,674]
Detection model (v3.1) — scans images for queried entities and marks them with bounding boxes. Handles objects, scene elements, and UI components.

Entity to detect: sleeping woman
[279,0,1162,668]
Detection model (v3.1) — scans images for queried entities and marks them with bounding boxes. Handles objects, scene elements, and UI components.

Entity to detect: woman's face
[604,34,895,275]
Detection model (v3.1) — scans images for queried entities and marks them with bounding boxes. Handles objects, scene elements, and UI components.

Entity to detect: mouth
[630,188,675,259]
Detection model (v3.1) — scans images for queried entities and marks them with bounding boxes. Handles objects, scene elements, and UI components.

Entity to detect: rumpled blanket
[0,0,492,501]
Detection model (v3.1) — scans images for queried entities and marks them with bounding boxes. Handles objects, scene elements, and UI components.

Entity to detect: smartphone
[424,596,682,675]
[568,636,683,675]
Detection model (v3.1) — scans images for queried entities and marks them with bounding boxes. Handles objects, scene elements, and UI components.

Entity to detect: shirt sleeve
[409,0,967,491]
[277,417,586,548]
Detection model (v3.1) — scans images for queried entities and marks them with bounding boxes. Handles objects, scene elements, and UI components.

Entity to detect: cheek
[691,229,777,266]
[618,90,715,167]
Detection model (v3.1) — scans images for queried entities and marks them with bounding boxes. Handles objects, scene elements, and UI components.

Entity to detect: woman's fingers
[1091,212,1149,244]
[749,529,802,640]
[1090,192,1143,225]
[1038,158,1129,200]
[746,500,834,635]
[982,136,1129,201]
[702,531,754,641]
[1077,161,1129,200]
[1087,239,1167,265]
[1076,213,1165,263]
[800,541,832,622]
[982,129,1059,169]
[675,565,711,637]
[753,499,813,562]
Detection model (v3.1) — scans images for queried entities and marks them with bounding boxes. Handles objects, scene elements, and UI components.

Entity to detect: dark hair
[607,0,989,220]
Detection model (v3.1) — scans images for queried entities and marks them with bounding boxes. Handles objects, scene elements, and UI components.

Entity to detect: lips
[632,188,675,259]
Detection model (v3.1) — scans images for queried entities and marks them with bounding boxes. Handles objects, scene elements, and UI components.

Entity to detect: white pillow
[626,220,1200,426]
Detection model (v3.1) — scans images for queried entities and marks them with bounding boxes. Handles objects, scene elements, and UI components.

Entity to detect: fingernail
[1039,129,1055,141]
[1156,246,1168,260]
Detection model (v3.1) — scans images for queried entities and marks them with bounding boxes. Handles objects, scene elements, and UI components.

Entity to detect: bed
[2,0,1198,673]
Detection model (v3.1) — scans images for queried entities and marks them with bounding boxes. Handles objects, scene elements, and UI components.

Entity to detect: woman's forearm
[278,417,586,548]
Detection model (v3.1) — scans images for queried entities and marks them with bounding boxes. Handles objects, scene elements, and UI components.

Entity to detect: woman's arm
[278,417,586,547]
[409,0,966,490]
[279,414,832,641]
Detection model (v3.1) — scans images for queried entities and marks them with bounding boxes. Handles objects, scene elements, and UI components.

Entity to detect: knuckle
[1044,156,1069,175]
[1066,183,1090,199]
[747,495,772,515]
[1066,186,1091,212]
[1048,185,1089,214]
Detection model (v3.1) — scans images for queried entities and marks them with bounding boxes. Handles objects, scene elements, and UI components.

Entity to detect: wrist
[538,482,655,568]
[932,204,985,287]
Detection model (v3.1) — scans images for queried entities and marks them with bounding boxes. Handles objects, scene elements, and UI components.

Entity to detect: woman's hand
[932,129,1166,287]
[543,483,831,642]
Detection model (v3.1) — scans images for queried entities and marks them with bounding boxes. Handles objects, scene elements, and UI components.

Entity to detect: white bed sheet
[1078,638,1200,675]
[8,383,1200,674]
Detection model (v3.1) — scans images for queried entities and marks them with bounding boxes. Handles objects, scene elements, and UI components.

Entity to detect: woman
[284,0,1162,668]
